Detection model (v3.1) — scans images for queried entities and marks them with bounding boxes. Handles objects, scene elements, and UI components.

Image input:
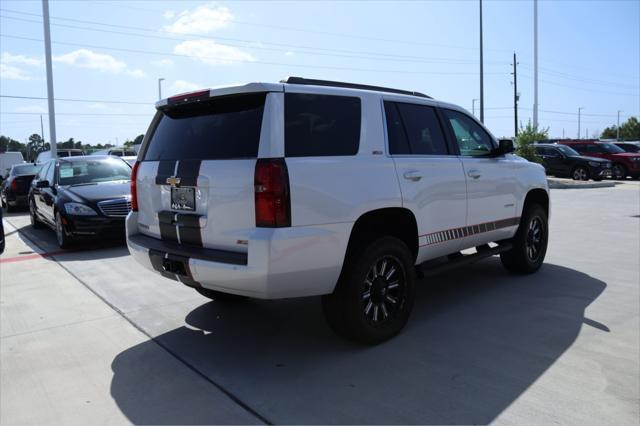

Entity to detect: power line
[519,63,638,90]
[1,112,151,116]
[0,94,152,105]
[0,33,504,76]
[518,73,638,97]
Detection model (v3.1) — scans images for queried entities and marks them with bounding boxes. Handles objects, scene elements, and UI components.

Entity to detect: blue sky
[1,0,638,146]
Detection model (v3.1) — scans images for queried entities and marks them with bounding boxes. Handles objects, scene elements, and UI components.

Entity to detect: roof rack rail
[282,76,432,99]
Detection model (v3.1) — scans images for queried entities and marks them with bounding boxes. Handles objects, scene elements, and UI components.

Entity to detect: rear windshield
[12,164,41,176]
[143,93,266,161]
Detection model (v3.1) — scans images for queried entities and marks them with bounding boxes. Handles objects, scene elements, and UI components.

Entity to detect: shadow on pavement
[4,212,129,261]
[110,260,607,424]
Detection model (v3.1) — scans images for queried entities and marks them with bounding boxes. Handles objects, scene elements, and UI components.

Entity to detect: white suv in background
[127,77,550,343]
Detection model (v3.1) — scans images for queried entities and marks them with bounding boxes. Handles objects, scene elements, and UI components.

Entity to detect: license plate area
[171,187,195,211]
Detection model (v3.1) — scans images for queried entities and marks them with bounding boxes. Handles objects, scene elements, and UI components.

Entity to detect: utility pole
[472,98,479,117]
[511,52,519,137]
[578,107,583,139]
[617,110,622,140]
[42,0,57,158]
[586,128,589,139]
[562,128,565,139]
[479,0,484,123]
[533,0,539,129]
[158,78,165,100]
[40,114,44,141]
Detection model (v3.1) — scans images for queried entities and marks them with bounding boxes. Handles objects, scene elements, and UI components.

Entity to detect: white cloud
[53,49,146,78]
[2,52,42,66]
[174,39,254,65]
[0,63,31,80]
[163,10,175,20]
[152,58,174,67]
[170,79,204,94]
[164,3,232,34]
[16,104,47,113]
[126,68,146,78]
[88,103,107,110]
[284,51,294,57]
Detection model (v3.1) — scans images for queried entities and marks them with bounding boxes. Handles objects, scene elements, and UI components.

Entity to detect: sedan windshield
[599,143,625,154]
[556,145,580,157]
[58,159,131,186]
[12,164,41,176]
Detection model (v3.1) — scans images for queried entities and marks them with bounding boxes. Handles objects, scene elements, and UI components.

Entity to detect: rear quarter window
[285,93,361,157]
[143,93,266,161]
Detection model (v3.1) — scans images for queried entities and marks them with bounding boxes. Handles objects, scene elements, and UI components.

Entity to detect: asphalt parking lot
[1,181,639,425]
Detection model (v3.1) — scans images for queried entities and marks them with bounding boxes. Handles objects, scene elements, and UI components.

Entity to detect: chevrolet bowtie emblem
[166,176,181,187]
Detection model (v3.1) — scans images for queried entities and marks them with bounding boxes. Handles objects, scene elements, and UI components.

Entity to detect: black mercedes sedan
[534,143,612,181]
[29,156,132,248]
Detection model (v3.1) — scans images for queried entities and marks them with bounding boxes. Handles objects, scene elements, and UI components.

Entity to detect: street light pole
[158,78,165,100]
[617,110,622,140]
[42,0,57,159]
[533,0,539,129]
[472,99,479,117]
[479,0,484,123]
[577,107,583,139]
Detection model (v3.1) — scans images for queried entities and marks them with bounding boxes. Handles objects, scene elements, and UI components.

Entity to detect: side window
[45,161,56,183]
[582,144,599,154]
[384,102,448,155]
[284,93,361,157]
[546,148,560,157]
[442,109,496,156]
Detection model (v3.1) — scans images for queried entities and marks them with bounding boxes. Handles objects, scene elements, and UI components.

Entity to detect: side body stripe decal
[419,216,520,247]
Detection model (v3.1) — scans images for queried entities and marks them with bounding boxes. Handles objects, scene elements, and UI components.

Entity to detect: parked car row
[535,140,640,180]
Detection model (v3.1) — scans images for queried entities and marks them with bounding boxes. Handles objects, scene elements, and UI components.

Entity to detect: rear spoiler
[156,82,284,109]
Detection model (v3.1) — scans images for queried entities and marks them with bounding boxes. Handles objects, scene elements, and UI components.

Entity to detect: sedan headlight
[588,161,603,167]
[64,202,97,216]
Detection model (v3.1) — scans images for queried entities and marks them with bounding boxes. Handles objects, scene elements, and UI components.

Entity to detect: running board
[417,242,513,278]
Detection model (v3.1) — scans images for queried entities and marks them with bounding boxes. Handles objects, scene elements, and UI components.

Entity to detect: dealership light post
[577,107,583,139]
[158,78,165,100]
[472,98,479,117]
[479,0,484,123]
[617,110,622,140]
[533,0,539,129]
[41,0,57,158]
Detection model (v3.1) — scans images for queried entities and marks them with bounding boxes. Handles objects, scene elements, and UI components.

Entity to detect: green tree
[601,116,640,140]
[515,120,547,163]
[27,133,46,161]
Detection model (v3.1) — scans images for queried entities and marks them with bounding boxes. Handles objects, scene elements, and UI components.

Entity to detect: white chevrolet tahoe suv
[127,77,549,344]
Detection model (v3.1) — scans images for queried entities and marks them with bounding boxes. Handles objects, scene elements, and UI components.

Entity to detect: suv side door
[542,146,568,175]
[39,160,57,224]
[440,108,519,248]
[384,99,467,262]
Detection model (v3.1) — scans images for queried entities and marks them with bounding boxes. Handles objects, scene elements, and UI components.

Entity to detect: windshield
[58,159,131,186]
[599,143,624,154]
[556,145,580,157]
[12,164,41,176]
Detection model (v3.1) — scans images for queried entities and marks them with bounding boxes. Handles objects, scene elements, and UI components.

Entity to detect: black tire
[500,204,548,274]
[612,164,627,180]
[5,203,15,213]
[322,236,416,344]
[571,166,589,181]
[195,287,247,302]
[30,199,44,229]
[55,211,72,249]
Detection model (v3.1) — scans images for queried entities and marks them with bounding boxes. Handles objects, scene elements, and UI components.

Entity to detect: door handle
[403,170,423,181]
[467,169,481,179]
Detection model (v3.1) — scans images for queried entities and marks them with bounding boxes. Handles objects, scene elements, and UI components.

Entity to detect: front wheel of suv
[322,236,416,344]
[500,203,548,274]
[571,166,589,181]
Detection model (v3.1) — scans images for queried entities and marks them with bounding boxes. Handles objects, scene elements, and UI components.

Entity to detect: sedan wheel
[572,167,588,181]
[55,212,72,249]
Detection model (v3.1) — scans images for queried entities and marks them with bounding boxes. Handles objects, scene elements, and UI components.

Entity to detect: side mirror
[495,139,515,155]
[36,180,50,188]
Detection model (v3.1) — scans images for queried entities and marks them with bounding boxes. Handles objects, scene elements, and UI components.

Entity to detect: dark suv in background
[558,140,640,179]
[535,143,612,181]
[614,142,640,153]
[1,163,42,211]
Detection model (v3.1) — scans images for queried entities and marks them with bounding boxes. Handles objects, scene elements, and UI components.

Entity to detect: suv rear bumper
[126,212,348,299]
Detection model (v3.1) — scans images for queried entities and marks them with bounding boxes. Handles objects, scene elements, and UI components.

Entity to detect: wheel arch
[522,188,549,218]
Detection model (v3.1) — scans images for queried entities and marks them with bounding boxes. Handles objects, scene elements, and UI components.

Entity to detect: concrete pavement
[1,181,639,424]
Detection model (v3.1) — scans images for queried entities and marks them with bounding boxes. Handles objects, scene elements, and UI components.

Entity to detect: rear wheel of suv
[500,203,548,274]
[195,287,247,302]
[612,164,627,180]
[571,166,589,181]
[322,236,416,344]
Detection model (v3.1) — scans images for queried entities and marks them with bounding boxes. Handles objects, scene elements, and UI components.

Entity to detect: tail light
[131,161,140,212]
[10,179,18,191]
[254,158,291,227]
